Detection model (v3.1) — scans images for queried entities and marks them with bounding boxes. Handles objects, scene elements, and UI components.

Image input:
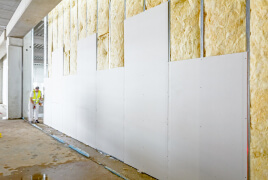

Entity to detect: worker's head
[35,86,39,92]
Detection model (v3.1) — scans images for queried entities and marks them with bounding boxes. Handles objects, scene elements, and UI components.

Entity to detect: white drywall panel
[96,68,125,160]
[64,75,78,140]
[44,78,52,126]
[199,52,247,180]
[124,3,168,179]
[76,34,97,148]
[51,47,64,78]
[168,59,201,180]
[23,31,33,118]
[77,34,97,77]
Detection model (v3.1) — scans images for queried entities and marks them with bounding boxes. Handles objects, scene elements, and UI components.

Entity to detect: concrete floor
[0,120,155,180]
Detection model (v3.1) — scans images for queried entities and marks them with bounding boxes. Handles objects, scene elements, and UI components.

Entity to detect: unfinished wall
[58,2,64,48]
[170,0,200,61]
[126,0,144,18]
[64,0,70,75]
[87,0,97,35]
[145,0,167,10]
[70,0,78,75]
[204,0,246,57]
[250,1,268,179]
[52,8,58,51]
[110,0,124,68]
[79,0,87,39]
[97,0,109,70]
[48,12,53,77]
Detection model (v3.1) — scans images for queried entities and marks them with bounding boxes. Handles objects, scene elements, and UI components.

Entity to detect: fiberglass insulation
[79,0,87,39]
[126,0,144,18]
[52,8,58,51]
[110,0,124,68]
[97,0,109,70]
[145,0,167,10]
[204,0,246,57]
[58,2,64,48]
[64,0,71,75]
[170,0,200,61]
[250,0,268,179]
[70,0,78,75]
[87,0,97,35]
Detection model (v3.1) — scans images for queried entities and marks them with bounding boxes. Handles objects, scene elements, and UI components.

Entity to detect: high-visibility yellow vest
[33,90,41,104]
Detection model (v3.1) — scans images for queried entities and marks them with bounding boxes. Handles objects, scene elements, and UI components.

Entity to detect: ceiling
[0,0,22,36]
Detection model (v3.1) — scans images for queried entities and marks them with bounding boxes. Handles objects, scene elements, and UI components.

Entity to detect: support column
[6,37,23,119]
[22,30,34,118]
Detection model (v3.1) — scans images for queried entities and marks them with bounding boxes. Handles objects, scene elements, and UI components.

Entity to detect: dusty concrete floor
[0,120,156,180]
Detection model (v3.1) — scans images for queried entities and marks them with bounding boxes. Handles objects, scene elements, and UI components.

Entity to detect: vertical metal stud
[246,0,250,179]
[200,0,204,58]
[44,16,48,78]
[144,0,146,11]
[168,0,170,62]
[124,0,126,19]
[109,0,111,69]
[96,0,99,70]
[31,29,34,88]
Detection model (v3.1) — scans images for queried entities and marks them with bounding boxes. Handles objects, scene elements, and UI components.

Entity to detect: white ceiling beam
[6,0,61,38]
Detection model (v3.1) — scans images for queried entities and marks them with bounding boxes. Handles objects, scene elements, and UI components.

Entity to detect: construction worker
[28,86,42,123]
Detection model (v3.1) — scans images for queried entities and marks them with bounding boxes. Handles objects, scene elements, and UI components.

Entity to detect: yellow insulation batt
[87,0,97,35]
[52,8,58,51]
[110,0,124,68]
[48,12,53,77]
[204,0,246,57]
[145,0,167,10]
[97,0,109,70]
[79,0,87,39]
[170,0,200,61]
[126,0,144,18]
[70,0,78,75]
[250,0,268,179]
[64,0,71,75]
[98,0,109,36]
[97,33,109,70]
[58,2,64,48]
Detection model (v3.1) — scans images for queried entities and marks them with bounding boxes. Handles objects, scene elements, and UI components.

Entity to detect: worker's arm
[30,97,34,104]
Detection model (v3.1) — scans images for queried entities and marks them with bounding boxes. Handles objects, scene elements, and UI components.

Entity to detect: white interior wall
[7,45,22,119]
[0,59,3,104]
[23,31,33,118]
[2,55,7,107]
[44,3,247,180]
[124,4,169,178]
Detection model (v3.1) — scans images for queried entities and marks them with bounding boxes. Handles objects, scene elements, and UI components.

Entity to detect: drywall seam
[204,0,246,57]
[170,0,200,61]
[110,0,124,68]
